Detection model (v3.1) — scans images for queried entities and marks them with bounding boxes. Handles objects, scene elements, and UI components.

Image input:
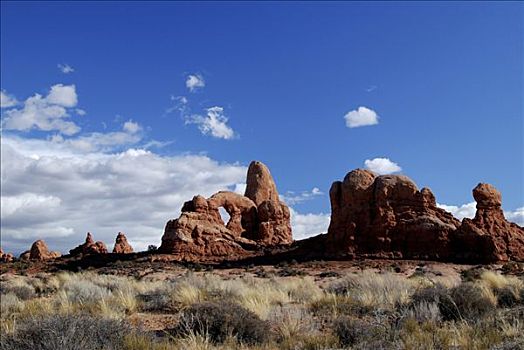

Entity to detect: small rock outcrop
[453,183,524,262]
[28,240,61,260]
[112,232,134,254]
[0,248,14,263]
[69,233,108,256]
[324,169,523,263]
[159,161,292,261]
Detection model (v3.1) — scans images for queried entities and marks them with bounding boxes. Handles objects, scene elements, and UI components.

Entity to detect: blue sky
[1,2,523,253]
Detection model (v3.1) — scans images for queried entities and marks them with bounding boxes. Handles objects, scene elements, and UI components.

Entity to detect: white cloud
[437,202,476,220]
[344,106,379,128]
[281,187,324,205]
[165,96,189,116]
[0,134,247,254]
[186,106,236,140]
[123,120,142,134]
[46,84,78,107]
[505,207,524,226]
[186,74,205,92]
[290,208,330,240]
[232,183,247,195]
[58,63,75,74]
[1,84,80,135]
[76,108,87,116]
[437,202,523,226]
[364,157,401,174]
[1,90,18,108]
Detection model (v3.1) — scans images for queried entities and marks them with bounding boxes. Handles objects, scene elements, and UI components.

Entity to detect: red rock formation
[0,248,14,263]
[112,232,134,254]
[326,169,461,260]
[324,169,523,263]
[69,232,108,256]
[19,251,30,261]
[28,240,61,260]
[453,184,524,262]
[159,161,292,261]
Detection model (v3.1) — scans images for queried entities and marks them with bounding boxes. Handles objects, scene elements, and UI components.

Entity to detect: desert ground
[1,259,523,350]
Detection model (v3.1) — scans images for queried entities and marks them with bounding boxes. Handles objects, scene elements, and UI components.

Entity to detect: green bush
[176,301,270,344]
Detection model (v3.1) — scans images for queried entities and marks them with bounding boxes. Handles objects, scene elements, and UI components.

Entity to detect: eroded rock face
[113,232,134,254]
[325,170,523,262]
[29,240,61,260]
[159,161,292,261]
[70,233,108,256]
[0,248,14,263]
[326,169,461,260]
[453,184,524,262]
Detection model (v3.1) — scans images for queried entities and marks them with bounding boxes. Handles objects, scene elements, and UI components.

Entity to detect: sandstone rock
[19,251,30,261]
[453,183,524,262]
[113,232,134,254]
[29,240,61,260]
[245,161,280,206]
[326,169,460,260]
[159,161,292,261]
[70,232,108,256]
[0,248,14,263]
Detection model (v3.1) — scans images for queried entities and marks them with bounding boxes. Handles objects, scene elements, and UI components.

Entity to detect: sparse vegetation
[1,264,523,349]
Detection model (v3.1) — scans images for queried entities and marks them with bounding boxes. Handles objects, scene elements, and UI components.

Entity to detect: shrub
[332,316,384,347]
[411,284,459,321]
[0,293,24,316]
[402,301,441,323]
[0,282,36,300]
[62,279,112,304]
[268,306,316,342]
[450,282,497,320]
[0,314,131,350]
[496,285,521,307]
[175,301,270,344]
[137,291,171,312]
[328,272,415,310]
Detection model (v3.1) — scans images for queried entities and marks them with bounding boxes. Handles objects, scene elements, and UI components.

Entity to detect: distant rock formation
[28,240,61,260]
[453,184,524,262]
[113,232,134,254]
[325,169,460,260]
[0,248,14,263]
[324,169,524,263]
[70,232,108,256]
[159,161,292,261]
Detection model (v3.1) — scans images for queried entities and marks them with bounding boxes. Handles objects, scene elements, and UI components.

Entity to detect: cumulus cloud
[48,122,144,153]
[0,134,247,254]
[290,208,330,240]
[123,120,142,134]
[186,74,205,92]
[281,187,324,205]
[1,90,18,108]
[364,157,401,174]
[186,106,236,140]
[1,84,80,135]
[1,133,335,253]
[505,207,524,226]
[344,106,379,128]
[76,108,87,116]
[46,84,78,107]
[58,63,74,74]
[437,202,524,226]
[437,202,476,220]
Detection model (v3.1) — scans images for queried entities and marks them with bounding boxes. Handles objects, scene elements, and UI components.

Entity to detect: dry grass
[1,266,523,349]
